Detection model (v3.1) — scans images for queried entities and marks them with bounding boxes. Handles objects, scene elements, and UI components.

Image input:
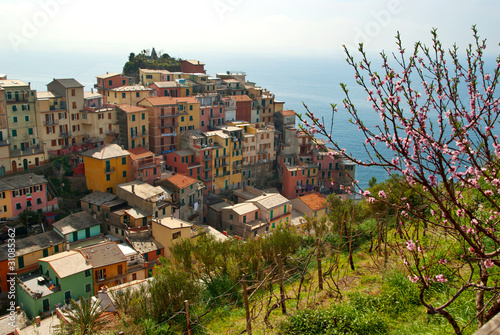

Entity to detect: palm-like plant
[62,297,108,334]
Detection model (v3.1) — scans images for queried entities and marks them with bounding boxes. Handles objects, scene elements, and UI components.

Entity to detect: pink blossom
[406,240,416,251]
[378,190,387,199]
[469,247,475,253]
[484,259,494,269]
[408,275,419,283]
[435,274,448,283]
[438,259,447,265]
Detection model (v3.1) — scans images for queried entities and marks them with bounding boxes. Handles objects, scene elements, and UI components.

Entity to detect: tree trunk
[317,238,323,291]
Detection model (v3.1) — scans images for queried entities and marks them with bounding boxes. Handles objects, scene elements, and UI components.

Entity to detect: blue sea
[4,50,494,190]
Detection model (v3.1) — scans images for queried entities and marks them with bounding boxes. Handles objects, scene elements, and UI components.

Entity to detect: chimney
[132,184,135,193]
[29,175,33,184]
[35,316,41,326]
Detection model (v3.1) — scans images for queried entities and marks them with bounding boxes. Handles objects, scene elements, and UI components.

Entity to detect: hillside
[122,48,182,82]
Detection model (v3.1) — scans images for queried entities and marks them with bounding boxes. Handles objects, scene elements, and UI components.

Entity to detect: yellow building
[139,69,172,86]
[152,217,193,258]
[204,126,243,194]
[174,97,200,145]
[81,144,130,193]
[0,184,12,218]
[116,104,149,150]
[105,85,154,106]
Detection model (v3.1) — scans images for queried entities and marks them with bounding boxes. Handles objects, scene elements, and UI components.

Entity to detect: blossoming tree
[299,27,500,334]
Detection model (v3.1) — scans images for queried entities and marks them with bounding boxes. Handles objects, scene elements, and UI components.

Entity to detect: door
[0,166,5,176]
[85,228,90,238]
[12,161,17,173]
[42,299,50,312]
[64,291,71,304]
[23,159,28,170]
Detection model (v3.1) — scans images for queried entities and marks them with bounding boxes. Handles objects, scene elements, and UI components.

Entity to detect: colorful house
[157,173,203,224]
[138,96,179,155]
[116,104,150,150]
[221,202,263,238]
[105,85,154,106]
[3,230,65,279]
[0,173,58,218]
[180,60,206,74]
[78,241,128,294]
[127,147,163,185]
[127,235,164,278]
[152,217,193,258]
[16,251,93,319]
[247,193,292,230]
[95,72,129,99]
[116,180,172,220]
[52,211,102,246]
[81,144,130,193]
[291,192,329,219]
[164,149,202,179]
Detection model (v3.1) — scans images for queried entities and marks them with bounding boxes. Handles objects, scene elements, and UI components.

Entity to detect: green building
[17,251,93,319]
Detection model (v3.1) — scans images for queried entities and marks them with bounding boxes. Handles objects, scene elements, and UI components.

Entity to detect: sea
[2,50,496,190]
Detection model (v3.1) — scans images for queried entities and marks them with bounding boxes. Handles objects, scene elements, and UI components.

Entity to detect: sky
[1,0,499,61]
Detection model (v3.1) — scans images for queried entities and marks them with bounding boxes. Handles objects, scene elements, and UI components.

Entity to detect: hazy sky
[1,0,499,60]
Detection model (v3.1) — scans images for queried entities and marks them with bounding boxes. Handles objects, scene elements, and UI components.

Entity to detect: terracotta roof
[174,96,200,104]
[127,147,155,160]
[53,211,101,236]
[165,174,198,189]
[298,192,328,212]
[116,104,148,114]
[281,110,296,116]
[231,95,252,102]
[183,60,205,66]
[140,96,178,106]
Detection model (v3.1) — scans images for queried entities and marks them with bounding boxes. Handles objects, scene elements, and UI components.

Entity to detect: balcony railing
[202,155,212,161]
[60,131,72,138]
[104,167,116,173]
[43,120,59,126]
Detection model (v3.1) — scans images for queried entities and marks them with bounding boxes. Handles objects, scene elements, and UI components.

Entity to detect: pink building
[196,94,225,131]
[180,60,206,74]
[127,147,164,185]
[0,173,58,218]
[94,72,129,99]
[164,149,203,181]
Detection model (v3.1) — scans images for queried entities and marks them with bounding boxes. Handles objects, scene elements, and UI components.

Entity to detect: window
[36,198,42,204]
[189,115,193,121]
[13,116,17,123]
[122,93,126,98]
[85,283,91,293]
[156,249,161,256]
[11,129,17,137]
[15,203,21,210]
[173,231,181,239]
[71,89,75,96]
[96,269,106,281]
[105,212,109,219]
[108,79,113,86]
[136,92,140,98]
[255,212,258,220]
[72,102,77,109]
[189,105,193,111]
[122,171,126,178]
[132,115,135,121]
[230,214,233,220]
[12,105,17,112]
[85,269,91,278]
[106,174,110,181]
[181,116,184,122]
[25,115,29,122]
[243,216,246,223]
[43,248,48,257]
[142,113,145,120]
[270,210,274,219]
[28,128,33,135]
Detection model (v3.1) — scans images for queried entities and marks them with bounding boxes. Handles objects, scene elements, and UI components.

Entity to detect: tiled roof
[298,192,328,212]
[155,217,192,229]
[53,78,83,88]
[81,144,130,160]
[37,91,58,99]
[165,174,198,189]
[248,193,290,210]
[96,72,121,79]
[117,180,166,201]
[53,211,101,236]
[281,110,296,116]
[81,191,117,206]
[39,251,92,278]
[152,82,178,88]
[78,242,127,268]
[174,97,200,104]
[116,104,148,114]
[0,79,29,87]
[0,173,47,191]
[128,236,163,254]
[0,231,65,261]
[231,95,252,102]
[127,147,155,160]
[140,96,178,106]
[183,60,205,66]
[111,85,152,92]
[227,203,258,215]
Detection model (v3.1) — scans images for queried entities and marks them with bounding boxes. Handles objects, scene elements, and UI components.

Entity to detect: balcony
[159,123,176,128]
[161,132,177,137]
[49,102,67,111]
[60,131,72,138]
[202,155,212,161]
[43,120,59,126]
[214,161,229,168]
[104,167,116,173]
[158,113,177,118]
[10,145,44,157]
[106,129,117,135]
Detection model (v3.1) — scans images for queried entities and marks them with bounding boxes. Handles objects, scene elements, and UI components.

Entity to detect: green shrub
[278,303,387,334]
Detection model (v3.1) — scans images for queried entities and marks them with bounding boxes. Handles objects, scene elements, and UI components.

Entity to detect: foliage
[60,297,108,335]
[299,26,500,334]
[278,303,388,335]
[122,49,182,81]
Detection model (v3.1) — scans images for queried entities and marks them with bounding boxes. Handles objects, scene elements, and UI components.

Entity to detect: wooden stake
[184,300,191,335]
[317,238,323,291]
[278,254,287,314]
[242,274,252,335]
